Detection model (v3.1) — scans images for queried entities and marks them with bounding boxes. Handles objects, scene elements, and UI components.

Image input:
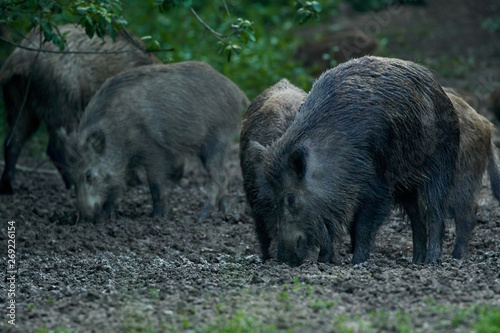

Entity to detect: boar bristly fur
[240,79,307,261]
[444,88,500,259]
[251,56,460,267]
[0,24,158,194]
[65,62,249,221]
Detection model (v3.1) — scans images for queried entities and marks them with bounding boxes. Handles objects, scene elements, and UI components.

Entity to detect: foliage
[153,0,193,12]
[120,1,340,99]
[295,1,323,24]
[0,0,326,57]
[0,0,127,48]
[482,17,500,33]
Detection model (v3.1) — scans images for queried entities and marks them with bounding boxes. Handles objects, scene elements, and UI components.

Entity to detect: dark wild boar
[444,88,500,259]
[240,79,307,260]
[64,61,249,221]
[0,24,158,194]
[250,56,460,266]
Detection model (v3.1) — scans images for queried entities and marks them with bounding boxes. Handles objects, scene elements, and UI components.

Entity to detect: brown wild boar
[240,79,307,260]
[444,87,500,259]
[64,61,249,222]
[0,24,158,194]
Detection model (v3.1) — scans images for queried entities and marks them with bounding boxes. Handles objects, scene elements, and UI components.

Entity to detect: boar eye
[287,194,295,209]
[85,170,92,184]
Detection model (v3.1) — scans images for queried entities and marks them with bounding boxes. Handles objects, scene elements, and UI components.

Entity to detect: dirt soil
[1,0,500,332]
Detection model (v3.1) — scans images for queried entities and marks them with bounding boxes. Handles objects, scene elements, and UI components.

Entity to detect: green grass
[467,305,500,333]
[308,299,336,311]
[203,311,277,333]
[34,327,77,333]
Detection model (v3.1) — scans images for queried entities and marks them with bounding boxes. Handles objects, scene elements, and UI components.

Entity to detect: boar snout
[276,227,318,267]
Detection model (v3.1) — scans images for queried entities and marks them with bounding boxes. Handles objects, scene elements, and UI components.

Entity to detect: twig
[0,35,173,54]
[190,7,234,42]
[222,0,230,17]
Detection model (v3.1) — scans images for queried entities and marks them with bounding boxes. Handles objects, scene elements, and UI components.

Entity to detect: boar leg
[402,191,427,264]
[0,108,40,194]
[451,202,477,259]
[421,192,447,264]
[144,150,175,218]
[167,156,184,183]
[255,217,272,261]
[424,145,457,264]
[46,133,73,189]
[351,194,391,265]
[199,139,229,220]
[424,209,446,264]
[147,179,167,218]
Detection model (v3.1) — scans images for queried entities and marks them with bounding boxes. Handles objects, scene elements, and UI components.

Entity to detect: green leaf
[232,44,241,55]
[84,23,94,39]
[312,2,322,13]
[108,25,116,40]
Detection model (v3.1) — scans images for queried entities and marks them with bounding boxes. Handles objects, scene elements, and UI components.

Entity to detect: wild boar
[0,24,158,194]
[64,61,249,221]
[444,87,500,259]
[250,56,460,266]
[240,79,307,260]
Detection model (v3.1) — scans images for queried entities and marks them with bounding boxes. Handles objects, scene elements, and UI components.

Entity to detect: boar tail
[488,142,500,201]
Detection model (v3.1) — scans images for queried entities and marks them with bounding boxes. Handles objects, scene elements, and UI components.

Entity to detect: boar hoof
[452,246,465,260]
[412,252,426,264]
[351,254,369,265]
[218,196,229,214]
[152,205,167,219]
[198,203,214,221]
[351,248,370,265]
[423,253,441,265]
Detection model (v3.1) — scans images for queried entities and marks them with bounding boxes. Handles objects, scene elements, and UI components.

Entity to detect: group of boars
[2,25,500,267]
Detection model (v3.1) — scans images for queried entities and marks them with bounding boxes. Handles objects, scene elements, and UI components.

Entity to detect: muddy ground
[1,0,500,332]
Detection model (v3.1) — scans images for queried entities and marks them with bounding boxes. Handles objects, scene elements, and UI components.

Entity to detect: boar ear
[249,141,268,161]
[87,129,106,155]
[289,145,308,180]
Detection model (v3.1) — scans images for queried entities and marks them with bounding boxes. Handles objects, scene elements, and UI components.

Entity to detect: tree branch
[190,7,235,41]
[0,35,173,54]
